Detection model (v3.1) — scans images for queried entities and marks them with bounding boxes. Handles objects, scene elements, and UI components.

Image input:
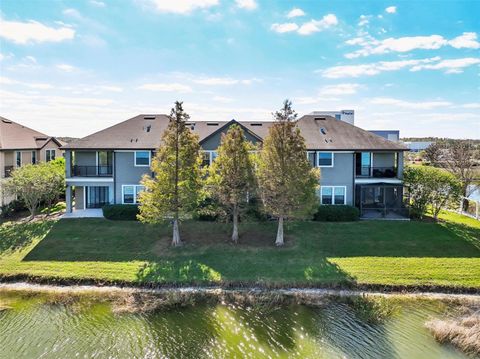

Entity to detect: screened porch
[356,184,409,219]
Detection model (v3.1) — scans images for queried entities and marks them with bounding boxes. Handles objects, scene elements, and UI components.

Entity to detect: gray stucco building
[62,114,408,218]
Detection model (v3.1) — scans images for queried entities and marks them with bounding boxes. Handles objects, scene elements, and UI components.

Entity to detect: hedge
[102,204,139,221]
[313,205,359,222]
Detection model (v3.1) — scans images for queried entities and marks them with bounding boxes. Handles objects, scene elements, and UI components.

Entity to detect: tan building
[0,116,65,207]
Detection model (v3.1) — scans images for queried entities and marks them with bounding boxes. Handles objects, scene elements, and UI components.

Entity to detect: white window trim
[134,151,151,167]
[200,150,218,166]
[121,184,145,204]
[45,149,56,162]
[320,186,347,205]
[15,151,22,167]
[317,151,334,168]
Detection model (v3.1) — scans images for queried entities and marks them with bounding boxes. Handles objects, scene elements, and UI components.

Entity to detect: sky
[0,0,479,139]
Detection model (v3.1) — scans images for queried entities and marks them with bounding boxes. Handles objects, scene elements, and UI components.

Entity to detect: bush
[102,204,139,221]
[193,197,225,221]
[245,197,269,221]
[313,205,359,222]
[0,199,27,218]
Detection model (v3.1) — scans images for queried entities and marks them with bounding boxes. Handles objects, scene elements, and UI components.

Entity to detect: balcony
[356,166,397,178]
[72,165,113,177]
[4,166,14,178]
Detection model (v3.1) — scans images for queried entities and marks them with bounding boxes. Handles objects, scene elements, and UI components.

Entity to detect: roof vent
[320,128,327,135]
[144,125,152,133]
[250,123,263,126]
[207,122,219,126]
[1,119,12,124]
[314,117,326,121]
[144,116,155,120]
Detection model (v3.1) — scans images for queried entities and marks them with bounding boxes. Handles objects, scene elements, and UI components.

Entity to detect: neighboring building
[369,130,400,142]
[0,116,65,207]
[403,141,434,152]
[63,114,408,219]
[309,110,355,125]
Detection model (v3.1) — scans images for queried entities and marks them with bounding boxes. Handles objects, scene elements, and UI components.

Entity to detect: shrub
[245,197,269,221]
[0,199,27,218]
[313,205,359,222]
[193,197,226,222]
[102,204,139,221]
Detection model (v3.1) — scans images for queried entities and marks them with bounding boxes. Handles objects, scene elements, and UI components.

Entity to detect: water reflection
[0,293,470,359]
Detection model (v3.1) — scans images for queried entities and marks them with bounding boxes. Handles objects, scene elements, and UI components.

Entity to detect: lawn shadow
[0,220,54,255]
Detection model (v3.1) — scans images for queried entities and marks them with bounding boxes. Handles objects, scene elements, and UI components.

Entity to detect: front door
[85,186,109,208]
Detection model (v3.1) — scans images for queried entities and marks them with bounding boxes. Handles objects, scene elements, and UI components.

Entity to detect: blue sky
[0,0,479,138]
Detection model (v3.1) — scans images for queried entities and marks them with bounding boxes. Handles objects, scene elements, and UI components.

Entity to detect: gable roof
[62,113,407,151]
[0,116,65,150]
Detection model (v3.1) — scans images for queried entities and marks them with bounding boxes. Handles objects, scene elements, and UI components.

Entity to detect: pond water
[468,184,480,202]
[0,292,472,359]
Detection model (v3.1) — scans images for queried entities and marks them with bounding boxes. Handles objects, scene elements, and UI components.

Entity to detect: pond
[468,184,480,202]
[0,290,474,359]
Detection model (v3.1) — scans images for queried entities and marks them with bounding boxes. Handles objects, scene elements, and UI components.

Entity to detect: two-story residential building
[0,116,65,207]
[62,114,408,219]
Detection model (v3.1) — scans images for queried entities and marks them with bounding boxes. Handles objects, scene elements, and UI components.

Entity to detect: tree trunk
[232,204,239,243]
[275,216,284,246]
[172,218,182,247]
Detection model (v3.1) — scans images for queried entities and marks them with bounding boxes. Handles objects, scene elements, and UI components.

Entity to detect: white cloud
[193,76,257,85]
[27,83,53,90]
[271,22,299,33]
[0,76,18,85]
[56,64,77,72]
[297,14,338,35]
[235,0,257,10]
[385,6,397,14]
[410,57,480,73]
[63,8,83,19]
[213,96,234,103]
[89,0,106,7]
[370,97,452,109]
[287,8,305,18]
[319,83,361,96]
[345,32,480,58]
[320,57,440,78]
[142,0,219,14]
[358,15,370,27]
[448,32,480,49]
[137,83,192,92]
[461,103,480,109]
[99,85,123,92]
[0,18,75,44]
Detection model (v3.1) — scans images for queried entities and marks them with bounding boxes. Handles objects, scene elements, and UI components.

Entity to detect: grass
[0,211,479,289]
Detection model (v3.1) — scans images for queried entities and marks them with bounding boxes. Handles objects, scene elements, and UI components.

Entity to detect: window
[135,185,145,202]
[31,151,37,164]
[321,187,332,204]
[307,151,316,167]
[46,149,55,162]
[123,185,144,204]
[15,151,21,167]
[317,152,334,167]
[134,151,150,166]
[200,151,218,167]
[321,186,346,205]
[335,114,341,120]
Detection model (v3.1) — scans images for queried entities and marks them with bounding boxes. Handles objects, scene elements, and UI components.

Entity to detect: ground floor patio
[355,183,409,220]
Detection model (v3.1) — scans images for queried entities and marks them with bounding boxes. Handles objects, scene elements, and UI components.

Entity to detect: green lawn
[0,211,479,289]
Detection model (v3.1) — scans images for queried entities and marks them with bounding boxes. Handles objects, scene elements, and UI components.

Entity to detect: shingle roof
[297,115,407,151]
[0,116,64,150]
[62,114,407,151]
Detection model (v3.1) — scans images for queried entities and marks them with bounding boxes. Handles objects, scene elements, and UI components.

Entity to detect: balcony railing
[4,166,14,178]
[72,165,113,177]
[356,166,397,178]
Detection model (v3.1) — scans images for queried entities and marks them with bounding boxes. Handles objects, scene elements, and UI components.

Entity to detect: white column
[66,185,72,213]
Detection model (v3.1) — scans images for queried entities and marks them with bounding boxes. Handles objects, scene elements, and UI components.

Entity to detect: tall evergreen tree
[257,100,320,246]
[208,124,256,243]
[138,101,202,246]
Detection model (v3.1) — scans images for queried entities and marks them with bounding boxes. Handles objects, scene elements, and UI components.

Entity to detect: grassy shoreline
[0,211,479,292]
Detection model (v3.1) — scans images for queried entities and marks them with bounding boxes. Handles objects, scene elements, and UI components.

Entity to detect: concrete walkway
[61,209,104,219]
